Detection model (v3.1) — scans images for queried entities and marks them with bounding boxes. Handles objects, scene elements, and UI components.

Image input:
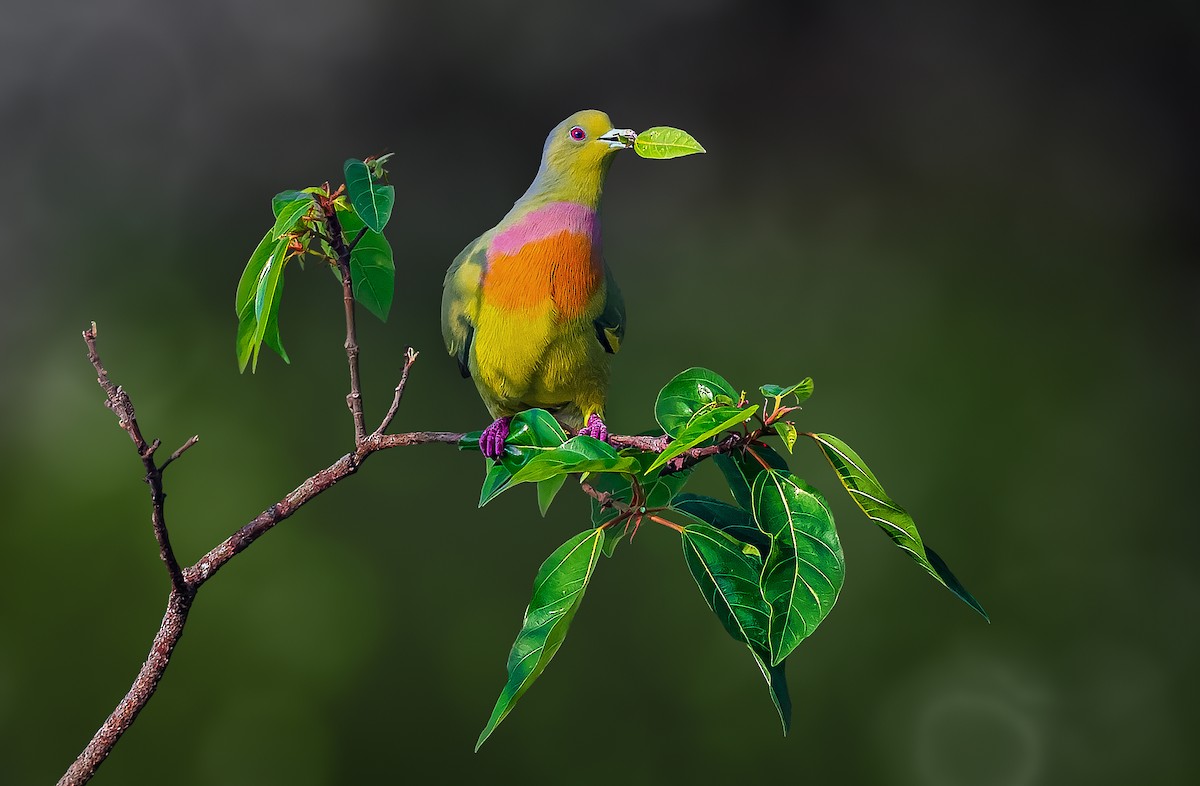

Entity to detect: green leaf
[715,443,789,510]
[760,379,814,404]
[752,470,844,665]
[806,433,989,621]
[235,229,276,371]
[681,522,789,732]
[271,189,312,217]
[680,523,771,656]
[633,126,706,159]
[477,409,569,506]
[261,270,290,364]
[536,476,567,517]
[477,528,605,750]
[774,421,797,453]
[269,192,314,239]
[343,158,395,233]
[246,237,290,373]
[642,466,691,508]
[751,649,792,736]
[479,460,514,507]
[672,494,771,555]
[336,209,395,321]
[235,305,257,374]
[654,367,739,438]
[646,405,758,474]
[509,436,641,485]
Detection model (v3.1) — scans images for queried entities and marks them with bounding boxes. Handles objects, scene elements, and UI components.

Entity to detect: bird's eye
[569,126,586,141]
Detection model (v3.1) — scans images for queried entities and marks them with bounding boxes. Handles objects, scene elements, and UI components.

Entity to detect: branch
[82,324,186,594]
[316,198,368,444]
[62,328,770,784]
[373,347,418,437]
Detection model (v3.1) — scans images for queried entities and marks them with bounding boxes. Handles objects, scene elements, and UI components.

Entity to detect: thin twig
[374,347,418,437]
[159,435,199,472]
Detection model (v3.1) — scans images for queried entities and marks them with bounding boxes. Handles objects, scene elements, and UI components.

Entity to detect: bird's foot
[479,416,511,461]
[579,413,609,443]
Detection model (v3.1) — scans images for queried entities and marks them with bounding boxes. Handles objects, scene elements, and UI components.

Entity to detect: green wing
[594,262,626,354]
[441,234,489,377]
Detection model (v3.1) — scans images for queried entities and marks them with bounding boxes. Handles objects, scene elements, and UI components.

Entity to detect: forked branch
[60,210,774,784]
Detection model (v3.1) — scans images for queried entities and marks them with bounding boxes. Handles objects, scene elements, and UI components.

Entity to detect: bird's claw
[579,413,609,444]
[480,416,511,461]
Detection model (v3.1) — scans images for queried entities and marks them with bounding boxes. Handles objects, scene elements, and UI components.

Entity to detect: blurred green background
[2,1,1197,783]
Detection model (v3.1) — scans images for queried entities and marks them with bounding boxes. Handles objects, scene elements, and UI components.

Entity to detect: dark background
[2,1,1197,783]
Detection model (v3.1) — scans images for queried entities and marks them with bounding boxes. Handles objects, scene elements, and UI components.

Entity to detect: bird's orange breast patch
[484,231,601,320]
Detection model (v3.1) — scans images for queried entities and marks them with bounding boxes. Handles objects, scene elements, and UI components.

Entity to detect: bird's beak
[599,128,637,150]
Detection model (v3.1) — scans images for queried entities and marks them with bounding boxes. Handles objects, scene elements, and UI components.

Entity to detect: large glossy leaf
[645,405,758,474]
[336,208,395,321]
[509,436,640,485]
[680,521,790,733]
[806,433,988,621]
[477,528,604,750]
[633,126,706,159]
[715,443,789,510]
[672,494,771,556]
[343,158,395,233]
[654,367,738,437]
[477,409,569,507]
[681,523,771,656]
[752,470,844,665]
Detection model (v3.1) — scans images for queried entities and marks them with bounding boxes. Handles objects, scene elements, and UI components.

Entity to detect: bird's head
[527,110,635,204]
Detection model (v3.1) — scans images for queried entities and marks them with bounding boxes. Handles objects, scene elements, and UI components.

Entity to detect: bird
[441,110,635,460]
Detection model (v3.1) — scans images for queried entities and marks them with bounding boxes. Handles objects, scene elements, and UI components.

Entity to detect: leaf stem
[346,225,369,253]
[647,514,684,533]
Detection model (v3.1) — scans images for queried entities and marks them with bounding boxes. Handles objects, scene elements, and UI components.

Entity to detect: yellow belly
[470,297,609,428]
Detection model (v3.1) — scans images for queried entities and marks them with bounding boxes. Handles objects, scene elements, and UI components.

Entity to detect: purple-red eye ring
[569,126,586,141]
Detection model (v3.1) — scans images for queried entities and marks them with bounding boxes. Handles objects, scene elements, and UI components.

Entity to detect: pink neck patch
[490,202,598,260]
